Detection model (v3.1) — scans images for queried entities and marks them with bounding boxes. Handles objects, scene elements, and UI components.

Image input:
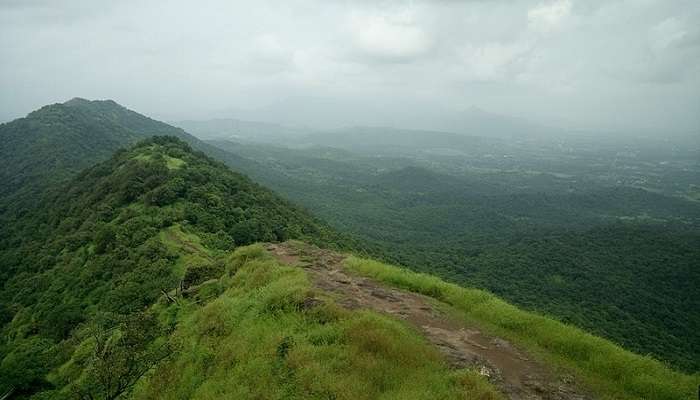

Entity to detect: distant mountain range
[173,118,311,144]
[178,96,558,140]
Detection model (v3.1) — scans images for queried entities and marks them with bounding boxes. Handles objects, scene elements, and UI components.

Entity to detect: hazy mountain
[296,126,498,155]
[173,118,311,143]
[207,97,557,139]
[433,105,557,138]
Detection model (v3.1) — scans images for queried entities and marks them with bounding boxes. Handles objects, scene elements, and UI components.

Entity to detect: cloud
[528,0,572,33]
[246,34,295,73]
[455,42,532,82]
[0,0,698,133]
[650,17,692,51]
[347,10,433,63]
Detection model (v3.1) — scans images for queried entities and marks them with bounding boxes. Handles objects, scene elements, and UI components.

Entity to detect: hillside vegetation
[0,135,697,400]
[0,99,184,200]
[0,137,344,398]
[132,245,501,400]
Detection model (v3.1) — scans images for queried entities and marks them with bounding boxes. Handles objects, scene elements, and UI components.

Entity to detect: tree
[72,312,172,400]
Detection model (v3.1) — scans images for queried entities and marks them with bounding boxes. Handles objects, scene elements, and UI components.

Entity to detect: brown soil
[266,242,593,400]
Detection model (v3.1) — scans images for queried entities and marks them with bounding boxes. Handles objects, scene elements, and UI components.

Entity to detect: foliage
[70,312,172,400]
[1,98,696,400]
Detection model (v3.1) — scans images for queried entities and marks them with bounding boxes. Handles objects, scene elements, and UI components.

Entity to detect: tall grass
[133,245,503,400]
[344,256,699,400]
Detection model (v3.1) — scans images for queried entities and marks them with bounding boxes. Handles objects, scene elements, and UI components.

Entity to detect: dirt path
[266,242,592,400]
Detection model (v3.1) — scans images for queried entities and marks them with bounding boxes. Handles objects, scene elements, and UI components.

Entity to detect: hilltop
[0,98,257,206]
[0,99,183,198]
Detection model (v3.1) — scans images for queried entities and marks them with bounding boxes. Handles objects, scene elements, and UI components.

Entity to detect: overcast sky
[1,0,699,134]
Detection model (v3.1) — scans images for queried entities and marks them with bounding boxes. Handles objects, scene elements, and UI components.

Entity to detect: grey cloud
[0,0,698,134]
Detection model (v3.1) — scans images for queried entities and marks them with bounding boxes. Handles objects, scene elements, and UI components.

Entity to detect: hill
[0,137,349,398]
[0,98,257,207]
[0,99,183,199]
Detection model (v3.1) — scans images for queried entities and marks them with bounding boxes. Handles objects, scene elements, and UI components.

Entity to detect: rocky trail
[266,242,593,400]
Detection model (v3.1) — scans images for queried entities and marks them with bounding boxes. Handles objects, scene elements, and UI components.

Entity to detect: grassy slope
[130,245,502,400]
[343,256,699,400]
[23,211,504,399]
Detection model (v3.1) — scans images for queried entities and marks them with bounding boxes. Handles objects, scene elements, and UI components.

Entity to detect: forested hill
[0,136,345,398]
[0,98,256,205]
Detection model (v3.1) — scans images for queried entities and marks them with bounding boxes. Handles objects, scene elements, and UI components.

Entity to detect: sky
[1,0,699,135]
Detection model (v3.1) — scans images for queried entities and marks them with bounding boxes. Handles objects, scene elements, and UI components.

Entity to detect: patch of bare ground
[266,242,593,400]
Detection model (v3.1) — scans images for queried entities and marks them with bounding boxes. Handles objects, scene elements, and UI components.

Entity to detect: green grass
[133,245,503,400]
[164,155,185,169]
[344,256,700,400]
[132,144,185,169]
[159,224,213,278]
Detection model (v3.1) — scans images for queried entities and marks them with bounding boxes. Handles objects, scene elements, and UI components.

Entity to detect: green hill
[0,137,348,398]
[0,99,176,199]
[0,98,256,207]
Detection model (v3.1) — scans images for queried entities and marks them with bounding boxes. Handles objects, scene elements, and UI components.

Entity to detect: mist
[1,0,699,136]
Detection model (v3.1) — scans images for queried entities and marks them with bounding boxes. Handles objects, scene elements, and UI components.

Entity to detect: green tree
[72,312,171,400]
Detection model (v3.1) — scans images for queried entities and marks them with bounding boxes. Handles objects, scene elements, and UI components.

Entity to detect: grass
[133,245,503,400]
[159,224,214,278]
[132,145,185,169]
[344,256,700,400]
[164,155,185,170]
